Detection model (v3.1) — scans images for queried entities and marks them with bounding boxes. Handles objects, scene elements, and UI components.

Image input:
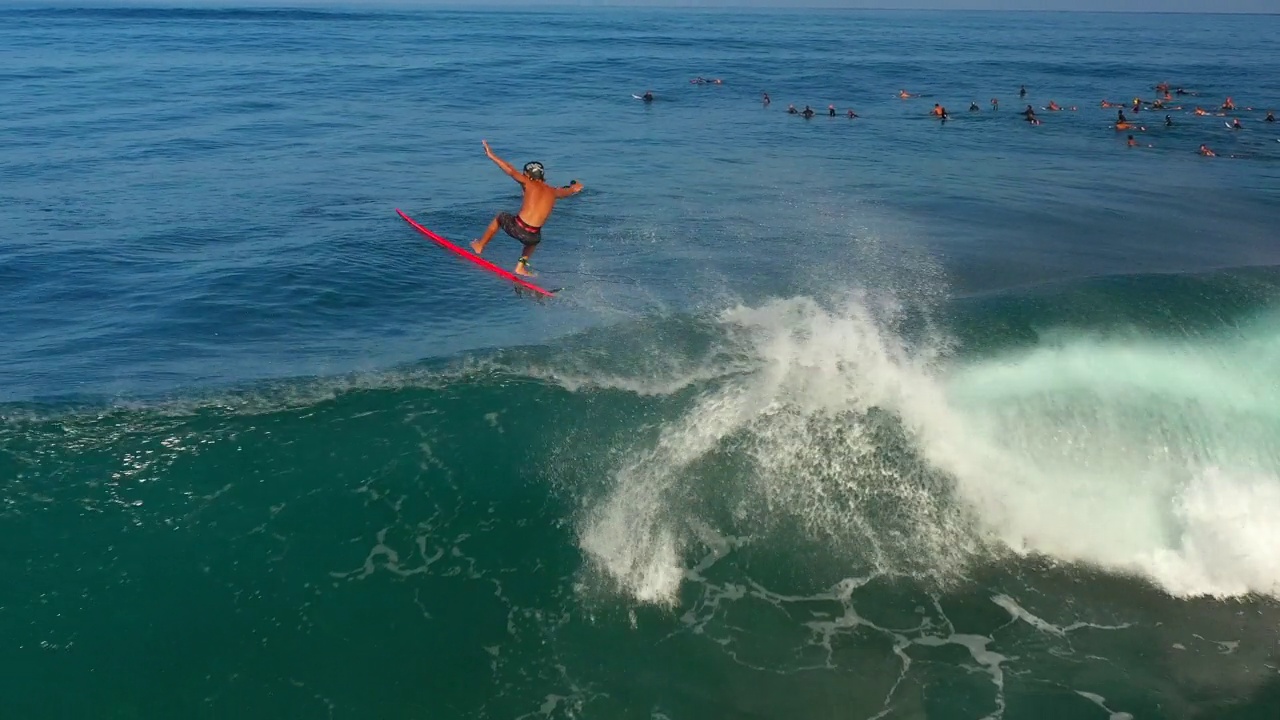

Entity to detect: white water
[579,294,1280,604]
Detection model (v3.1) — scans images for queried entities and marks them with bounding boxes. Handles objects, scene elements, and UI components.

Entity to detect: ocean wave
[580,289,1280,603]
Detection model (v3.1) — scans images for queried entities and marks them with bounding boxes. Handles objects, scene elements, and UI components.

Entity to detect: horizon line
[4,2,1278,14]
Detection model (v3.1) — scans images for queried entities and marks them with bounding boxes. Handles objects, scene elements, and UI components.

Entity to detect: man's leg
[515,242,537,276]
[471,214,502,254]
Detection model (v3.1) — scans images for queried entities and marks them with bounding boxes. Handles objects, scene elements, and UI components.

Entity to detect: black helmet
[523,161,545,180]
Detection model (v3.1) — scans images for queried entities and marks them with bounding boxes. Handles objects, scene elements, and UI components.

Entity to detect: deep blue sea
[4,5,1280,719]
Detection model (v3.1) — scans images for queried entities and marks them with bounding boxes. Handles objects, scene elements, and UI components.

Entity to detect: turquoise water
[4,6,1280,719]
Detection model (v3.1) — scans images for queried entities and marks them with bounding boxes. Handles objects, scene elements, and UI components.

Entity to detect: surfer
[470,140,583,277]
[1199,144,1216,157]
[828,104,836,117]
[847,109,859,119]
[991,98,999,110]
[1165,115,1174,127]
[762,92,770,106]
[1019,85,1027,98]
[1266,111,1275,123]
[802,105,815,119]
[969,101,980,112]
[1127,135,1138,147]
[642,90,654,102]
[787,104,798,115]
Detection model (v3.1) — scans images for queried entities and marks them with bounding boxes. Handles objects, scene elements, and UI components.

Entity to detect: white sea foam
[579,294,1280,604]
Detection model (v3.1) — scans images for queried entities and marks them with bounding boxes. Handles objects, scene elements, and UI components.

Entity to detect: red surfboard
[396,209,557,298]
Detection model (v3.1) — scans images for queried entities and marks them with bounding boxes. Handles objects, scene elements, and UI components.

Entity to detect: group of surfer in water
[640,80,1273,158]
[773,82,1274,158]
[470,80,1273,277]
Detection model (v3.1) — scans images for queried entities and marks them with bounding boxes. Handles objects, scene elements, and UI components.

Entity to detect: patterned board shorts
[498,213,541,246]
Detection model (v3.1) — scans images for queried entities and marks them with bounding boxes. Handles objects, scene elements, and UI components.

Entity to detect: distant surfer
[802,105,815,119]
[1199,144,1216,157]
[470,140,583,277]
[1126,135,1138,147]
[1230,118,1243,130]
[762,92,771,106]
[847,109,859,119]
[641,90,654,102]
[787,103,798,115]
[991,98,999,110]
[1266,110,1275,123]
[828,104,836,117]
[969,101,980,112]
[1019,85,1027,98]
[1165,115,1174,127]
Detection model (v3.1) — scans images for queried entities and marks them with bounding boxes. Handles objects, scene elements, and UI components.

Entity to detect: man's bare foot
[470,240,484,254]
[515,263,536,277]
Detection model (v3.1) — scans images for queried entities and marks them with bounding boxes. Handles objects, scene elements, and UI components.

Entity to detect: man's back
[518,180,559,227]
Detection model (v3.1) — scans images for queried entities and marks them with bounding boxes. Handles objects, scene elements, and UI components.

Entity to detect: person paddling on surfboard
[471,140,583,277]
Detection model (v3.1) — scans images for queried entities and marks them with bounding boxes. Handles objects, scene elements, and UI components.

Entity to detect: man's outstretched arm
[554,180,584,198]
[482,140,524,182]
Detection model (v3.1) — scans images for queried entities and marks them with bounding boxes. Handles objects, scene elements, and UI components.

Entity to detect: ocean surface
[4,5,1280,719]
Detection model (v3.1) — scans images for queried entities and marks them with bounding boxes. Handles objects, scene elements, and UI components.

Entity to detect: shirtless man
[471,140,583,276]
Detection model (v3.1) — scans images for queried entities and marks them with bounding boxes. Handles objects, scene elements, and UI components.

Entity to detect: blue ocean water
[3,6,1280,719]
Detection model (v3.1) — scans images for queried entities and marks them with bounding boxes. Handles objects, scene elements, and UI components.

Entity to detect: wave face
[6,268,1280,718]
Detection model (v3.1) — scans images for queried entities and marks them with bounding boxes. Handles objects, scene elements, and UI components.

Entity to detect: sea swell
[7,267,1280,608]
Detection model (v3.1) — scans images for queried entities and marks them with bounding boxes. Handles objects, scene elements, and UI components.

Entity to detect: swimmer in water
[847,109,859,119]
[1019,85,1027,98]
[1165,115,1174,127]
[1265,110,1275,123]
[1194,107,1208,116]
[898,89,915,99]
[787,104,798,115]
[802,105,815,119]
[1127,135,1138,147]
[991,98,999,110]
[969,101,980,112]
[1047,100,1061,111]
[762,92,770,106]
[1199,144,1216,157]
[828,104,836,117]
